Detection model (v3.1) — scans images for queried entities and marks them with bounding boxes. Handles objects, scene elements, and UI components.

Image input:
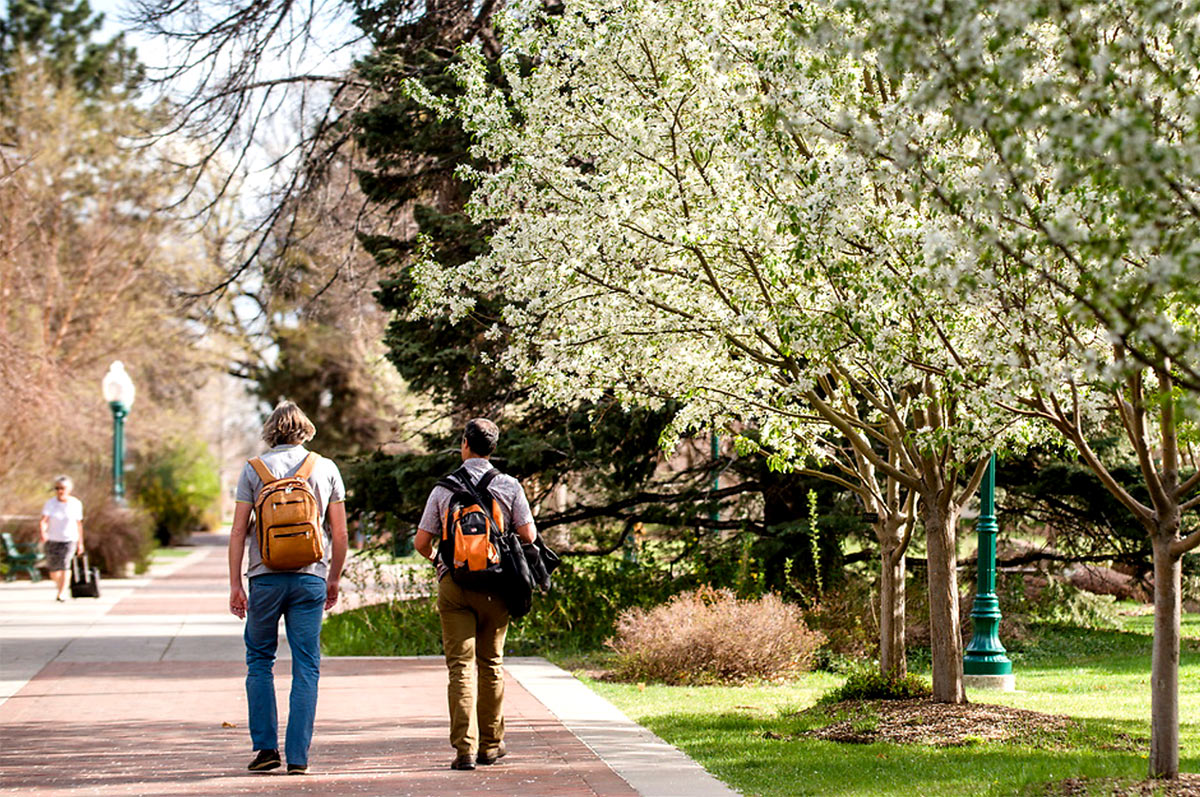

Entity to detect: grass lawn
[149,547,194,560]
[573,617,1200,796]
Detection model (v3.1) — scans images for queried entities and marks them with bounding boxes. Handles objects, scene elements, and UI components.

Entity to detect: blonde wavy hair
[261,401,316,447]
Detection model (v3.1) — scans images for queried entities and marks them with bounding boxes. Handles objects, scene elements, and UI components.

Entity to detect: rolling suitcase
[69,553,101,598]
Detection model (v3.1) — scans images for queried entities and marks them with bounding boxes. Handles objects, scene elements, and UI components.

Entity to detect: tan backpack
[250,453,324,570]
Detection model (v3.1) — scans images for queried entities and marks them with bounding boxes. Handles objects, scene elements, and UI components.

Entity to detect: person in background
[40,475,84,602]
[414,418,538,771]
[228,401,348,776]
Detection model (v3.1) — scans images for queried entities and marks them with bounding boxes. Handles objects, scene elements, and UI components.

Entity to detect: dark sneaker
[450,754,476,771]
[287,764,308,775]
[248,749,281,772]
[477,744,507,766]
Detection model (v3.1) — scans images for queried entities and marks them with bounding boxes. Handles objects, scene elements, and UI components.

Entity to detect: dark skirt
[45,540,77,571]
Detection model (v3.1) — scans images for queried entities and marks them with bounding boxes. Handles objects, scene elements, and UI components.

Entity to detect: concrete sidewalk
[0,531,738,796]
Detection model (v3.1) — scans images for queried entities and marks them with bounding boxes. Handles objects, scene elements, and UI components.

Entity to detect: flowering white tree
[806,0,1200,777]
[407,0,1036,697]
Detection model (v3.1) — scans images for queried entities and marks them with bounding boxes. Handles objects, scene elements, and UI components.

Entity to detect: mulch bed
[1052,775,1200,795]
[792,697,1079,747]
[777,698,1200,794]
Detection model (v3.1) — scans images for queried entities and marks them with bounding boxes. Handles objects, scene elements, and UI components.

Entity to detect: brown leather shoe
[450,754,476,771]
[477,744,507,766]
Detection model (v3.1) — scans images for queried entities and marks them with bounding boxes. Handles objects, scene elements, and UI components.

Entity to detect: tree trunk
[924,502,965,703]
[1149,536,1182,778]
[879,546,907,678]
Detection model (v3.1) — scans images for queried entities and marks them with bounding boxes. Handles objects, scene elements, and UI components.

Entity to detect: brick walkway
[0,533,737,797]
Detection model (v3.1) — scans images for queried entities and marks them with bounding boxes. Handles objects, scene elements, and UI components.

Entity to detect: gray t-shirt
[418,457,536,568]
[235,444,345,580]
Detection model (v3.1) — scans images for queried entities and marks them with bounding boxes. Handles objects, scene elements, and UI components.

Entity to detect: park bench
[2,532,42,582]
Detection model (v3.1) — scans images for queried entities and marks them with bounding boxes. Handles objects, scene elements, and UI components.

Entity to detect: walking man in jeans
[415,418,538,770]
[228,400,348,775]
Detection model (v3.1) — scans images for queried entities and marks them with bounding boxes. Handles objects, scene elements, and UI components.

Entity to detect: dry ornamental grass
[606,587,824,684]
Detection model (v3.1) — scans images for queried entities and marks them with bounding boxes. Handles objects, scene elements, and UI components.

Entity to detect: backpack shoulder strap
[435,468,469,494]
[249,457,275,486]
[475,468,501,499]
[293,452,319,481]
[438,466,500,508]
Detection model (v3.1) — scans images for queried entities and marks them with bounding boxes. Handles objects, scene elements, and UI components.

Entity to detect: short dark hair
[463,418,500,456]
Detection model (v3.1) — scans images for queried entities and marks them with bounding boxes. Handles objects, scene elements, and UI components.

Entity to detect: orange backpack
[250,453,324,570]
[437,467,506,591]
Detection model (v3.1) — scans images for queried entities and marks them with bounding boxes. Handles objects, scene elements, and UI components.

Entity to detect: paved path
[0,532,738,796]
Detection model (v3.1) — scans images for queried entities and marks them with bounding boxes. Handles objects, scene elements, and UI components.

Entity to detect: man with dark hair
[415,418,537,771]
[463,418,500,457]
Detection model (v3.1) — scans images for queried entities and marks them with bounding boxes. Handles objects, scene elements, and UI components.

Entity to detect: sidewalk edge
[505,656,742,797]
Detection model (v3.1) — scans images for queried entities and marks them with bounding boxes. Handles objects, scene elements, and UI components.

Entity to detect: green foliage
[996,450,1153,576]
[802,576,879,664]
[251,323,397,460]
[738,460,865,598]
[345,398,688,547]
[130,438,220,546]
[998,573,1123,632]
[817,666,932,704]
[0,0,142,99]
[323,554,688,656]
[322,597,441,656]
[509,555,686,654]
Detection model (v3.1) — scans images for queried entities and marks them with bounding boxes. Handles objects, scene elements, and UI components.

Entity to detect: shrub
[997,572,1122,631]
[821,665,932,703]
[322,597,441,656]
[84,500,155,576]
[507,555,686,655]
[131,438,221,545]
[817,666,932,704]
[322,553,688,656]
[606,587,824,684]
[802,576,878,662]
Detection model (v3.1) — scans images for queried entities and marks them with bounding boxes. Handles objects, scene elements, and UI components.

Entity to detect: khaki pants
[437,576,509,756]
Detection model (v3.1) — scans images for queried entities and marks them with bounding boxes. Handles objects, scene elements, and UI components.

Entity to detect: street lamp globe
[102,361,136,409]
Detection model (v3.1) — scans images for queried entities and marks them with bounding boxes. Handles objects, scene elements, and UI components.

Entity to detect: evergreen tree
[0,0,142,99]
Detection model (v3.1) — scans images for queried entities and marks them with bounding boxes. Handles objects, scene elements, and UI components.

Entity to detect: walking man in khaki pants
[414,418,538,771]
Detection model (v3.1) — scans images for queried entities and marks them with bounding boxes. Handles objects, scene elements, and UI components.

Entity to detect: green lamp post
[963,452,1015,690]
[101,361,136,504]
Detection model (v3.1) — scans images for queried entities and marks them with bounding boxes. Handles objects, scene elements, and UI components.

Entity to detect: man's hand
[325,578,340,611]
[230,585,247,619]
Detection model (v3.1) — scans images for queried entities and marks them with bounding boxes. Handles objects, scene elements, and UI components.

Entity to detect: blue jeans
[244,573,326,765]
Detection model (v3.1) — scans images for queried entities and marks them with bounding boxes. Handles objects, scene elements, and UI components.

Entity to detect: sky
[89,0,171,70]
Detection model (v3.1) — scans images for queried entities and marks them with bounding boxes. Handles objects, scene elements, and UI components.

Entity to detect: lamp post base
[964,674,1015,692]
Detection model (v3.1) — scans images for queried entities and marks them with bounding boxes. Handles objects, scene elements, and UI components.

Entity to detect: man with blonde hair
[415,418,538,771]
[228,400,348,775]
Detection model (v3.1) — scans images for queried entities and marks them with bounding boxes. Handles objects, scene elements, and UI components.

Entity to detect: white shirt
[42,496,83,542]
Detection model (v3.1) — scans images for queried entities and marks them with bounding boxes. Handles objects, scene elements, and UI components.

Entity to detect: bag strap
[440,466,500,510]
[249,457,275,485]
[461,466,500,510]
[475,468,500,497]
[250,452,318,487]
[294,452,319,482]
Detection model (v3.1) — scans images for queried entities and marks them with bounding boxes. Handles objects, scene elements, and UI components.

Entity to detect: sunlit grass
[578,617,1200,796]
[149,547,193,560]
